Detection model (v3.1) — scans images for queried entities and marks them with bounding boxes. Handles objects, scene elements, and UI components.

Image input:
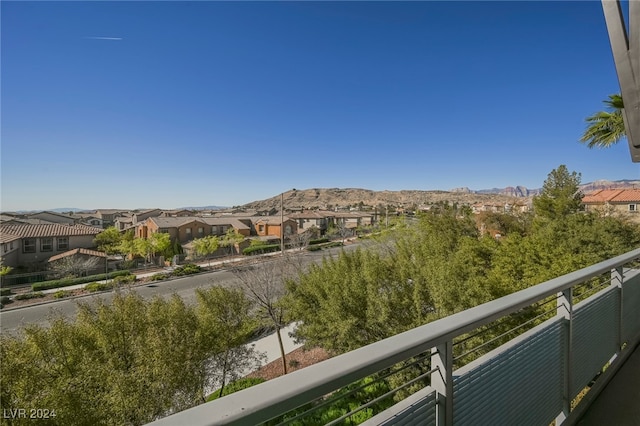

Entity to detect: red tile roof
[610,189,640,202]
[0,233,21,244]
[583,189,640,204]
[48,248,107,262]
[0,223,102,238]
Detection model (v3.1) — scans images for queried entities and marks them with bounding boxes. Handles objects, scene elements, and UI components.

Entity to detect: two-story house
[582,189,640,221]
[288,211,334,234]
[252,217,298,238]
[0,223,103,269]
[136,216,251,245]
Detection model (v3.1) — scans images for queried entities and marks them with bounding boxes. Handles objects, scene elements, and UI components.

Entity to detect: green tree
[580,94,626,148]
[0,289,275,425]
[532,165,583,220]
[0,258,12,277]
[117,230,137,259]
[94,226,124,255]
[149,232,171,259]
[195,287,263,398]
[220,228,244,256]
[285,248,427,353]
[192,235,219,266]
[0,292,213,425]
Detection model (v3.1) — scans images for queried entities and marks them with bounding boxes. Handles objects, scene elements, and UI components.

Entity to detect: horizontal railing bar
[278,352,431,425]
[147,248,640,426]
[453,294,561,347]
[453,305,559,361]
[324,368,438,426]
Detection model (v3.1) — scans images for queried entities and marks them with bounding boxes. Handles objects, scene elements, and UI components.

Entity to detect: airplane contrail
[84,36,123,41]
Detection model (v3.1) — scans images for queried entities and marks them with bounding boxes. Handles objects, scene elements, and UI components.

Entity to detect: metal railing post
[431,341,453,426]
[556,287,573,423]
[612,266,624,349]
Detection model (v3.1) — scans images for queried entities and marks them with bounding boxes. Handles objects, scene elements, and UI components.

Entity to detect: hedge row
[308,238,329,245]
[0,288,12,296]
[243,244,280,255]
[15,292,45,301]
[32,270,131,291]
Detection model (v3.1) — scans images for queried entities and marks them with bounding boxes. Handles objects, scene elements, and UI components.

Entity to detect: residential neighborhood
[2,187,640,273]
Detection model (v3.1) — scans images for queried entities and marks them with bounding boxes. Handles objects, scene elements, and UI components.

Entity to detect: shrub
[85,282,114,292]
[32,270,131,291]
[0,288,12,296]
[53,290,73,299]
[207,377,266,401]
[172,264,201,276]
[112,274,136,285]
[0,296,12,305]
[309,238,329,245]
[150,273,170,281]
[15,292,45,301]
[243,244,280,255]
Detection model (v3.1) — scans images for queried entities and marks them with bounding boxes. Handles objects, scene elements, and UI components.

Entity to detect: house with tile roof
[135,216,251,245]
[252,217,298,238]
[288,211,335,234]
[28,211,76,225]
[332,211,375,229]
[0,223,103,269]
[94,209,128,227]
[582,189,640,221]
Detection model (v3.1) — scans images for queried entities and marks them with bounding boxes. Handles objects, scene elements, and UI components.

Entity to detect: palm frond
[580,93,626,148]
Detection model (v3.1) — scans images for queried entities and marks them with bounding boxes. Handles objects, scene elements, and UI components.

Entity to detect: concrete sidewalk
[245,323,303,373]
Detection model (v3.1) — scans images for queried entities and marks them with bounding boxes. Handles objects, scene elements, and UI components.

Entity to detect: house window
[198,227,204,235]
[3,244,6,253]
[185,228,192,238]
[211,226,218,235]
[41,238,53,252]
[9,242,13,250]
[57,237,69,250]
[23,238,36,253]
[630,204,637,212]
[258,225,264,233]
[159,228,169,233]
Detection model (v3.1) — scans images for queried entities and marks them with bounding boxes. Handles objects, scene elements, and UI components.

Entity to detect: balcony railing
[148,248,640,426]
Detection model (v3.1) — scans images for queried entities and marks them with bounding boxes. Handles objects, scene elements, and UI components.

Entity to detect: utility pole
[281,192,285,255]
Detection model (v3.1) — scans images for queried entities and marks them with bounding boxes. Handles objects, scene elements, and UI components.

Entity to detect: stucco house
[136,216,251,245]
[333,211,375,229]
[28,211,76,225]
[252,217,298,238]
[0,223,103,269]
[582,189,640,221]
[94,209,128,227]
[288,211,334,234]
[132,209,163,224]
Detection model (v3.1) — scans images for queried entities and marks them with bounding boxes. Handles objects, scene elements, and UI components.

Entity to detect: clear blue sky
[2,1,638,211]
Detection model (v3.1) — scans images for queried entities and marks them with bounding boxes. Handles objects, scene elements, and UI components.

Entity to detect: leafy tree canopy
[532,165,583,220]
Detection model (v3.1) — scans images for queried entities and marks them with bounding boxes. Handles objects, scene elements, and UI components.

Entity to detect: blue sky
[2,1,638,211]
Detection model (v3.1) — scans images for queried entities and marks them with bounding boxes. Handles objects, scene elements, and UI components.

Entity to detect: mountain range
[11,180,640,213]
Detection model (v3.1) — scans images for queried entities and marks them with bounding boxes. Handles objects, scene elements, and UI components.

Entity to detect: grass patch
[207,377,266,401]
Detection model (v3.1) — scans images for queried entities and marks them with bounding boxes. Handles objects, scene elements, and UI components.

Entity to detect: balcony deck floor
[577,343,640,426]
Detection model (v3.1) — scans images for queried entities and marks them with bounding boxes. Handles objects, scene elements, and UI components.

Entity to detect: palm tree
[580,94,626,148]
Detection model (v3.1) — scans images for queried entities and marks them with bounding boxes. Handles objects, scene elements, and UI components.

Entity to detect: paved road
[0,243,363,333]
